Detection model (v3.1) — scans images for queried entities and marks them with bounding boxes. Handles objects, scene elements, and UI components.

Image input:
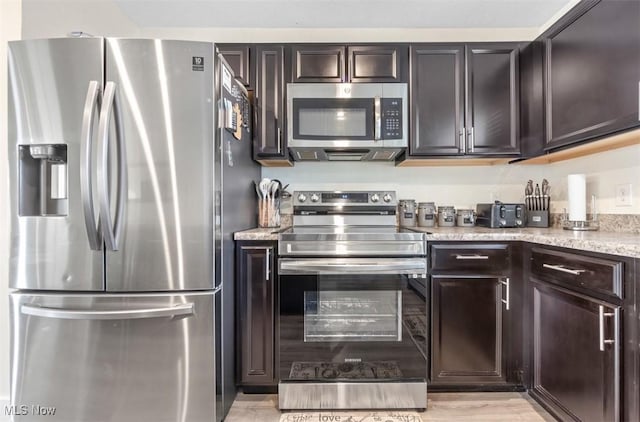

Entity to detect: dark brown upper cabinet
[217,44,252,88]
[291,44,408,83]
[466,44,520,155]
[254,45,290,163]
[410,45,465,155]
[409,43,520,157]
[543,0,640,150]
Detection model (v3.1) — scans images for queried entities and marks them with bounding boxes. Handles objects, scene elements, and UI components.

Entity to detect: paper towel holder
[563,194,599,231]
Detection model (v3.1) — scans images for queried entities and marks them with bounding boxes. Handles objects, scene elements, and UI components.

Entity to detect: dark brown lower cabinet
[236,241,277,388]
[431,276,507,384]
[531,280,620,421]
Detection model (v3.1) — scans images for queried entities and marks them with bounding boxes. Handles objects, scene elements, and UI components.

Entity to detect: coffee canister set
[398,200,476,228]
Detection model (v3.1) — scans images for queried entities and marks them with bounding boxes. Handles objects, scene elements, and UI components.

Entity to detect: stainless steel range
[277,191,428,411]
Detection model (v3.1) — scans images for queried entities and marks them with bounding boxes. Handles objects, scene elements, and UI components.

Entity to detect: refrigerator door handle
[21,303,194,320]
[80,80,102,250]
[97,81,127,251]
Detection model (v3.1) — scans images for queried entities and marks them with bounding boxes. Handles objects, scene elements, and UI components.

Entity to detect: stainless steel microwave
[286,83,408,161]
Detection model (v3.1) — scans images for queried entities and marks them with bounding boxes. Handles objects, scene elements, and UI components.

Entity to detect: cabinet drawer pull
[542,263,586,275]
[500,278,510,311]
[455,254,489,260]
[598,305,616,352]
[265,247,271,281]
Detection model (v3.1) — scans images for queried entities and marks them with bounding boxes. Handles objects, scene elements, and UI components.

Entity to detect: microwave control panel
[381,98,403,139]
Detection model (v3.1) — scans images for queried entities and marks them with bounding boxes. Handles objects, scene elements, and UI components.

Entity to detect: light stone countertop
[234,226,640,258]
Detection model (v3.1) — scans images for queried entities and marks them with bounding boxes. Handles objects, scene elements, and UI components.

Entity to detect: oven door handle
[278,259,427,275]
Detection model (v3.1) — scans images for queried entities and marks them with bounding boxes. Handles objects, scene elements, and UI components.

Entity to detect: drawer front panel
[431,244,509,273]
[531,248,623,299]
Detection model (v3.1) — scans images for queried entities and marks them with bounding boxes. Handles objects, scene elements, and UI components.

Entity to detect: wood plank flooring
[225,392,556,421]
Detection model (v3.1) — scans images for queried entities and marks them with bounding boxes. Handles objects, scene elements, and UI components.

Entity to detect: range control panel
[294,191,397,206]
[381,98,403,140]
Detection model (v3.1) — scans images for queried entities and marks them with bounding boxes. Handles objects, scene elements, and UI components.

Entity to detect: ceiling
[113,0,576,29]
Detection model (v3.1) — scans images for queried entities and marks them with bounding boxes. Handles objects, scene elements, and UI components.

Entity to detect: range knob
[383,193,392,203]
[500,219,507,226]
[310,193,320,203]
[370,194,380,203]
[297,193,307,203]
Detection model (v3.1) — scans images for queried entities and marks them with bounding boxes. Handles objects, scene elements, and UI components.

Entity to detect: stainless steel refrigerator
[7,37,258,422]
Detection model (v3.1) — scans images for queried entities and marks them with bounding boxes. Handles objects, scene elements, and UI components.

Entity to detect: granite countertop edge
[234,226,640,258]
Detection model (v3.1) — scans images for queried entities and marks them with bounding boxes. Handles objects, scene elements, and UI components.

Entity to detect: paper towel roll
[568,174,586,221]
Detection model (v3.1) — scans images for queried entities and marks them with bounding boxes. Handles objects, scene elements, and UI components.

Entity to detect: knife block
[526,210,549,228]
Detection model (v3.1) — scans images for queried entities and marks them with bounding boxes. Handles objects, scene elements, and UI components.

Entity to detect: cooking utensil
[534,183,541,211]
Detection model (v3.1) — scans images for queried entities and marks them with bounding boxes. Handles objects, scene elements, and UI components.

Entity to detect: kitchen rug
[289,361,402,380]
[279,411,423,422]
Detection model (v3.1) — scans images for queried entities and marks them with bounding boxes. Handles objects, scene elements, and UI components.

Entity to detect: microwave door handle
[374,96,381,141]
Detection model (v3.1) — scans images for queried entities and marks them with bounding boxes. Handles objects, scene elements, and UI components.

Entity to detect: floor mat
[289,361,402,380]
[279,411,423,422]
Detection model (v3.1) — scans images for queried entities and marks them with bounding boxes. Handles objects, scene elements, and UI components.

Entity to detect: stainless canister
[456,209,476,227]
[399,199,417,227]
[417,202,437,227]
[437,206,456,227]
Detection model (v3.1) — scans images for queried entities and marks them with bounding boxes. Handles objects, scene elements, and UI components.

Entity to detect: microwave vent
[326,152,364,161]
[371,150,397,160]
[294,150,319,161]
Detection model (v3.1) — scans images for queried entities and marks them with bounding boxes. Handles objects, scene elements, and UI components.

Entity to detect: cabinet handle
[455,254,489,260]
[467,127,474,153]
[459,127,466,153]
[265,247,271,281]
[374,96,381,141]
[542,263,586,275]
[277,128,282,150]
[598,305,616,352]
[500,278,510,310]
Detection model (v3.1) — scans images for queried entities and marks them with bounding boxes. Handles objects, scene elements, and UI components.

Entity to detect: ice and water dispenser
[19,144,68,216]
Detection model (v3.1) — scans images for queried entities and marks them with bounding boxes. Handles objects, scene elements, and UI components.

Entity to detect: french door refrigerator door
[103,39,215,291]
[8,38,105,291]
[9,291,216,422]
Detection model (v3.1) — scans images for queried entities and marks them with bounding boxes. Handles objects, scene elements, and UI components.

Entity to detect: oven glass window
[298,108,367,137]
[303,290,402,342]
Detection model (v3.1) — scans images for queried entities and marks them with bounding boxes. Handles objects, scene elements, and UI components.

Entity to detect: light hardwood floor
[225,392,556,421]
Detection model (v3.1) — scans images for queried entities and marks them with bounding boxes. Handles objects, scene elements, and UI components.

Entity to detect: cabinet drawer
[530,248,623,299]
[431,244,509,272]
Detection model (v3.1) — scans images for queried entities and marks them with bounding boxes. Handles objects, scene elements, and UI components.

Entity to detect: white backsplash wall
[263,143,640,215]
[541,143,640,215]
[264,162,548,210]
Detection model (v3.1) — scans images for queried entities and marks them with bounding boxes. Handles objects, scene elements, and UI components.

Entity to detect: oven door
[278,258,427,409]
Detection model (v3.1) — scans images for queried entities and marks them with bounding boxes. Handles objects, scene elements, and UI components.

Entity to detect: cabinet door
[545,0,640,149]
[347,45,407,82]
[466,44,520,155]
[532,281,619,421]
[218,44,251,87]
[254,45,286,158]
[410,45,465,155]
[237,243,276,385]
[291,45,346,82]
[431,276,507,384]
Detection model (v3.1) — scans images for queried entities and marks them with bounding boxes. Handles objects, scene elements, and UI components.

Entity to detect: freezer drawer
[9,292,216,422]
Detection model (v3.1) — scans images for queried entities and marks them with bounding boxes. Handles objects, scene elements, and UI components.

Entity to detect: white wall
[1,0,22,405]
[264,143,640,215]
